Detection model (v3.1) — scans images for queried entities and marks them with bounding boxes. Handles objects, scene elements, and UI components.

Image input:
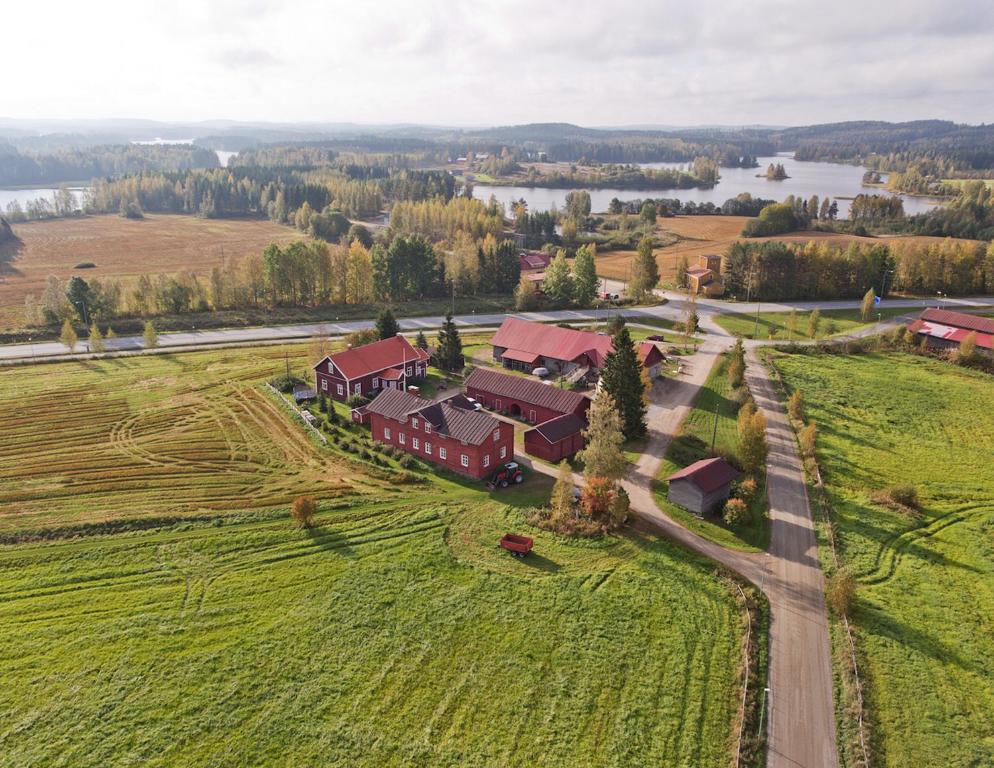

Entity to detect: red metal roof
[316,336,429,380]
[667,457,739,494]
[638,341,665,368]
[378,367,405,381]
[919,308,994,335]
[491,318,615,369]
[909,318,994,350]
[499,348,541,364]
[520,251,551,270]
[465,367,589,414]
[525,413,586,444]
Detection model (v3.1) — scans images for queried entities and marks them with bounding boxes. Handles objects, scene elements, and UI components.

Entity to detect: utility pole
[754,300,762,339]
[757,687,770,740]
[710,402,720,452]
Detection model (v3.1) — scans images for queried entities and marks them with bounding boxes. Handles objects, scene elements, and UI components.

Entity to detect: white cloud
[1,0,992,125]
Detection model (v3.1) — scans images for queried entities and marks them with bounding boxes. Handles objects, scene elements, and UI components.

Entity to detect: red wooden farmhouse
[313,335,430,402]
[363,388,514,479]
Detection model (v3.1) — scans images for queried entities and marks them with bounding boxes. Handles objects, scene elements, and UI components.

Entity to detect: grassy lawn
[770,350,994,767]
[652,354,769,552]
[0,345,752,767]
[713,307,913,340]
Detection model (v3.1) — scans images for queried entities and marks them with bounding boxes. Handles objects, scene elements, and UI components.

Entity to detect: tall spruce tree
[435,312,463,372]
[599,325,647,439]
[375,307,400,339]
[629,235,659,301]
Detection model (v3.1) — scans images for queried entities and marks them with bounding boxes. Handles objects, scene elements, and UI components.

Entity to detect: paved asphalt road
[3,291,994,362]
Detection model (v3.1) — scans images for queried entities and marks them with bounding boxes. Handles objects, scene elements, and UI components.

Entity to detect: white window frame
[321,379,327,391]
[493,428,500,442]
[424,442,432,455]
[399,433,406,445]
[424,423,432,435]
[500,446,507,459]
[384,427,391,440]
[412,437,420,450]
[353,383,361,395]
[439,446,447,460]
[407,366,413,376]
[372,377,379,388]
[461,454,469,468]
[412,418,419,430]
[483,455,490,468]
[336,384,344,396]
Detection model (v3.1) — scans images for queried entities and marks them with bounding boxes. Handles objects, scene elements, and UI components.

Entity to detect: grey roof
[416,401,499,445]
[465,367,589,414]
[364,388,499,445]
[526,413,586,444]
[364,388,425,421]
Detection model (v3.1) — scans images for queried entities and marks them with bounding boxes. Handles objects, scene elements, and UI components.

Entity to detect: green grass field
[713,307,912,340]
[770,351,994,767]
[0,346,751,767]
[652,354,769,551]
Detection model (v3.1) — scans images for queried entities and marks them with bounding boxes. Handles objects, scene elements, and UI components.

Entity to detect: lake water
[1,145,239,212]
[471,153,943,217]
[0,186,87,213]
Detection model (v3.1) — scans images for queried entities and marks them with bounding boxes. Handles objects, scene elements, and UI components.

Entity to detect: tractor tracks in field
[858,502,994,587]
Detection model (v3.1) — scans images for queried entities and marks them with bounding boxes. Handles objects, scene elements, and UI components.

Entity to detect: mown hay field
[0,214,305,330]
[0,345,357,536]
[771,351,994,767]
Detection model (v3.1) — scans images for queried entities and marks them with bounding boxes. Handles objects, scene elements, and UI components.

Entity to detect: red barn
[908,308,994,356]
[364,388,513,479]
[490,317,614,374]
[464,367,590,424]
[523,414,586,462]
[314,335,430,402]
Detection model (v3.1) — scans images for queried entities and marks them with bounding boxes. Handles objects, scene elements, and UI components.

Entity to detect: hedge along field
[771,351,994,767]
[0,345,367,536]
[0,491,746,766]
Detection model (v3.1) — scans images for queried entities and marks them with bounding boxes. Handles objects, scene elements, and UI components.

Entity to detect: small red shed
[524,414,587,462]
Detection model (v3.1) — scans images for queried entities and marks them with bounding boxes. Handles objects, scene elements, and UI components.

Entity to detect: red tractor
[488,461,524,489]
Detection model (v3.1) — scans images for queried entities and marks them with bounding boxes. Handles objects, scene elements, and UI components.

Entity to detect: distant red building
[314,335,430,402]
[908,308,994,356]
[519,251,551,272]
[464,367,590,424]
[523,414,587,462]
[363,388,513,479]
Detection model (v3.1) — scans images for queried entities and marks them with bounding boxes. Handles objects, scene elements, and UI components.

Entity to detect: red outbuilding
[464,367,590,424]
[523,414,587,462]
[363,388,514,479]
[314,335,430,402]
[490,317,614,374]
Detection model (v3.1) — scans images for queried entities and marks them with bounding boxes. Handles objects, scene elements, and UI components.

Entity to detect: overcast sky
[4,0,994,127]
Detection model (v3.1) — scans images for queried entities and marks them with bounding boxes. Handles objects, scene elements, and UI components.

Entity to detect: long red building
[363,388,514,479]
[464,367,590,424]
[314,335,430,402]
